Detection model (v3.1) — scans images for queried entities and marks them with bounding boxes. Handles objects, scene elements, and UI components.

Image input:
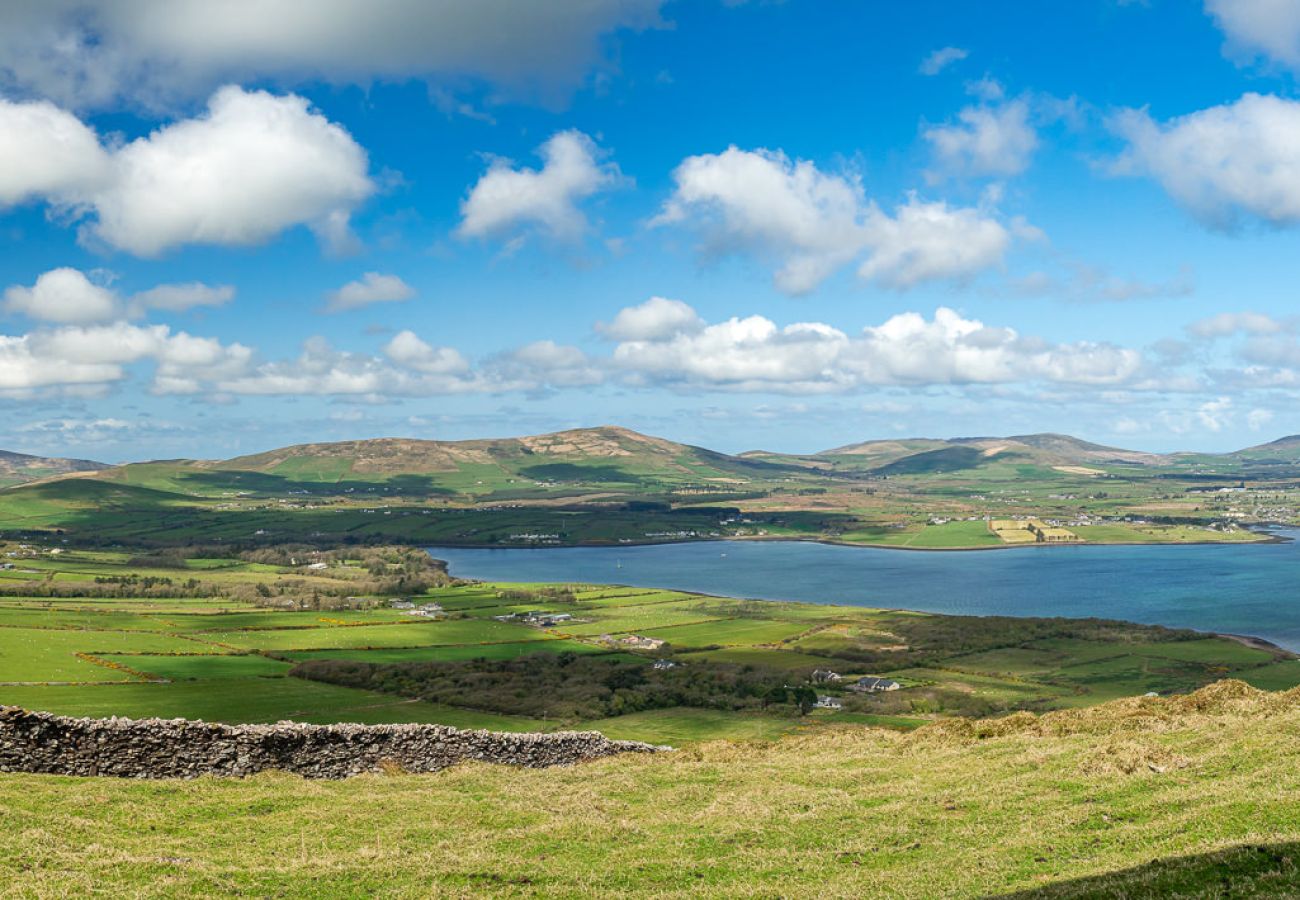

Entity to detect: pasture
[0,540,1297,741]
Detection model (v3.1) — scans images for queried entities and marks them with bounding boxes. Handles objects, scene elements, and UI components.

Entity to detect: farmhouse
[814,695,843,710]
[811,668,841,683]
[851,676,900,693]
[652,659,677,670]
[990,518,1080,544]
[603,634,666,651]
[494,611,575,627]
[389,600,415,610]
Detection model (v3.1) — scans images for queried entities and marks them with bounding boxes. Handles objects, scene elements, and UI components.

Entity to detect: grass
[0,679,549,729]
[0,545,1296,741]
[4,682,1300,896]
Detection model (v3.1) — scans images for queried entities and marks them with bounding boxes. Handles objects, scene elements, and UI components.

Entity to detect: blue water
[430,530,1300,650]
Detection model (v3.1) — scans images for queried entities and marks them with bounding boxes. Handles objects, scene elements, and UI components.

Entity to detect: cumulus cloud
[654,147,1020,294]
[0,321,250,393]
[0,98,108,206]
[5,267,236,323]
[0,1,667,110]
[382,330,469,374]
[857,198,1013,289]
[1206,0,1300,69]
[919,46,968,75]
[0,86,373,256]
[923,98,1039,179]
[1112,93,1300,228]
[1187,311,1287,338]
[457,130,621,245]
[486,341,603,389]
[324,273,415,313]
[607,301,1141,392]
[596,296,703,341]
[4,268,118,324]
[128,282,234,316]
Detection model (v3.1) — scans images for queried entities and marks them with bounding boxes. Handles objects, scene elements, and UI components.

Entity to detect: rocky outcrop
[0,707,665,779]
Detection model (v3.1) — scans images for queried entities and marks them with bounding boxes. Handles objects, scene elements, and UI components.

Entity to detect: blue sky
[3,0,1300,460]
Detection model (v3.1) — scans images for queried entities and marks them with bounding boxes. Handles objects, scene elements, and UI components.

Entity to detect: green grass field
[0,544,1296,743]
[5,682,1300,896]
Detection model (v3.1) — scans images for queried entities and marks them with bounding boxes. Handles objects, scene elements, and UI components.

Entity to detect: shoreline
[433,558,1298,660]
[429,528,1299,658]
[425,526,1291,554]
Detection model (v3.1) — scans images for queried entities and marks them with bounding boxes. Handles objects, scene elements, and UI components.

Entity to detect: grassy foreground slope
[3,680,1300,897]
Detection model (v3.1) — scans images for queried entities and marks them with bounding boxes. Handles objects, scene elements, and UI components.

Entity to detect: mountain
[0,449,107,487]
[821,432,1164,474]
[83,426,800,497]
[1231,435,1300,460]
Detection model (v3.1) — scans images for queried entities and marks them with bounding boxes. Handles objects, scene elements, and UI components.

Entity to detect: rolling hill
[69,426,804,499]
[0,449,106,488]
[823,433,1164,473]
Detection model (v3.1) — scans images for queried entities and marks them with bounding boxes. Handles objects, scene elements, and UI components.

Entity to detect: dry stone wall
[0,707,665,779]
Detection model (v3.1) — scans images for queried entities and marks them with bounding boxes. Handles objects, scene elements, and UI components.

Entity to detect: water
[429,529,1300,650]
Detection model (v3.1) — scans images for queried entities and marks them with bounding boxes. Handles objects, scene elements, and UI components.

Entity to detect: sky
[3,0,1300,461]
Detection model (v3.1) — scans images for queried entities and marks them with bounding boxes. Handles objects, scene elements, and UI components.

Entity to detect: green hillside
[0,449,105,488]
[5,681,1300,897]
[1,426,1297,549]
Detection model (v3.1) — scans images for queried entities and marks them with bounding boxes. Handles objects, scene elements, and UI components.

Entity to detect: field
[5,681,1300,896]
[0,426,1294,553]
[2,544,1299,742]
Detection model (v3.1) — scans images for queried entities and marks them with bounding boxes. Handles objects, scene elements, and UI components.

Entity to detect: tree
[791,686,817,716]
[762,685,787,710]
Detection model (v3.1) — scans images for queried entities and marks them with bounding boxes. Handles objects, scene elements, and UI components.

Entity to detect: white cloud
[92,86,373,255]
[382,330,469,374]
[1197,396,1233,432]
[608,302,1141,392]
[654,147,1019,294]
[923,98,1039,178]
[3,267,118,324]
[0,98,108,206]
[1206,0,1300,69]
[0,1,667,110]
[5,267,236,323]
[325,273,415,313]
[1188,311,1287,338]
[857,197,1013,289]
[0,86,373,256]
[0,321,249,393]
[653,147,870,294]
[486,341,603,389]
[597,296,702,341]
[1112,93,1300,227]
[1248,407,1275,430]
[128,282,234,316]
[457,130,621,244]
[919,46,968,76]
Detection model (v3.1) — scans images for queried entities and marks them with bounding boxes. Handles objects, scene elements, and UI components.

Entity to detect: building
[811,668,841,684]
[814,696,843,710]
[850,676,901,693]
[389,599,414,610]
[605,634,666,651]
[652,659,677,670]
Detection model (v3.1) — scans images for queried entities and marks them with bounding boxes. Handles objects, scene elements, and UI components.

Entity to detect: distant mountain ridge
[0,449,107,486]
[10,427,1300,494]
[821,432,1167,469]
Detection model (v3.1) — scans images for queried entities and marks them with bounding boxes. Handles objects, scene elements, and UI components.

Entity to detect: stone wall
[0,707,665,779]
